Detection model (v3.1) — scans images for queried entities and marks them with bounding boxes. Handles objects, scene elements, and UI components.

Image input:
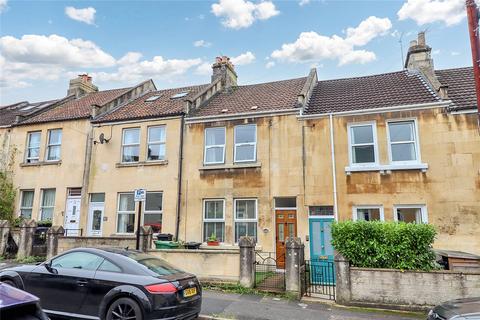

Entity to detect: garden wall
[57,236,137,254]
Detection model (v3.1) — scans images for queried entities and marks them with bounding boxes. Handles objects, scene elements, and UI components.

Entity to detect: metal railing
[254,252,286,292]
[63,228,83,237]
[304,260,336,300]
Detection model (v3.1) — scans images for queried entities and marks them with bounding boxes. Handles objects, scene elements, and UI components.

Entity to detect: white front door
[64,197,81,236]
[87,202,104,236]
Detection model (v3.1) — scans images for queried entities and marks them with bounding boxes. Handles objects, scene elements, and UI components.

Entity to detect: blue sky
[0,0,473,105]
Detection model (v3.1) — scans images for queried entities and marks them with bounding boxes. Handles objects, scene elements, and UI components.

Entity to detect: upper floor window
[122,128,140,163]
[204,127,225,165]
[394,205,427,223]
[25,131,41,163]
[20,190,34,219]
[234,124,257,162]
[40,189,55,221]
[147,126,166,161]
[348,122,378,166]
[387,120,419,163]
[46,129,62,161]
[353,206,384,221]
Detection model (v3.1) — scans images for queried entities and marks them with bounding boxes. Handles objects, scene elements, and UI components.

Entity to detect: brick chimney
[211,56,238,89]
[67,74,98,98]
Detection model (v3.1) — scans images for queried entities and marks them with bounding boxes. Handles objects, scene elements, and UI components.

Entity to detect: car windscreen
[124,253,183,276]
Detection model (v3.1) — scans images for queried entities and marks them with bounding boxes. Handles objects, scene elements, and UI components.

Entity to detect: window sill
[199,162,261,172]
[20,160,62,167]
[345,163,428,175]
[116,160,168,168]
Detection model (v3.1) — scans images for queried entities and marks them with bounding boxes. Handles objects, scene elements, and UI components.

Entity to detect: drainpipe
[329,114,339,221]
[174,114,185,241]
[80,127,94,235]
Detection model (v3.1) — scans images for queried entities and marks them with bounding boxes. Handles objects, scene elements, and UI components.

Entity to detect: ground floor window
[234,199,257,243]
[394,205,427,223]
[144,192,162,233]
[203,199,225,242]
[353,206,384,221]
[40,189,55,221]
[117,193,135,233]
[20,190,34,219]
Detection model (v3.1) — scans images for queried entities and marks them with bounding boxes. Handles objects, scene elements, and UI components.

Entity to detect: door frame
[64,196,81,236]
[308,215,335,261]
[87,201,105,237]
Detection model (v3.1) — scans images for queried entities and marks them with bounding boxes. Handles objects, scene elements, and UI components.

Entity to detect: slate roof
[19,88,131,125]
[93,84,208,123]
[435,67,476,111]
[305,70,440,115]
[189,77,307,117]
[0,99,59,127]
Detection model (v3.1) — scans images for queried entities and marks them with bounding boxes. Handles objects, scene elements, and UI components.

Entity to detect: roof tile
[435,67,476,111]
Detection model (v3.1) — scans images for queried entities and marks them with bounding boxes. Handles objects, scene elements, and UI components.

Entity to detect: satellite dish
[99,133,109,144]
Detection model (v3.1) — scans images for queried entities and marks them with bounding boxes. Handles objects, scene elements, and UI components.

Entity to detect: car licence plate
[183,287,197,297]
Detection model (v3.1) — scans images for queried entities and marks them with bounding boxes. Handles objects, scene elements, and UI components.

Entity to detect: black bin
[184,242,201,250]
[157,233,173,241]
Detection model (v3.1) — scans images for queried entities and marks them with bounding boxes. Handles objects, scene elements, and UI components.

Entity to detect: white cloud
[231,51,256,65]
[271,16,391,66]
[195,62,212,76]
[451,51,460,56]
[0,0,7,13]
[299,0,310,6]
[211,0,279,29]
[193,40,212,48]
[397,0,466,26]
[117,52,143,65]
[265,61,275,68]
[65,6,96,25]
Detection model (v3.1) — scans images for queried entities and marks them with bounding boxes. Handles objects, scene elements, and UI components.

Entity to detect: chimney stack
[404,32,433,71]
[211,56,238,89]
[67,74,98,98]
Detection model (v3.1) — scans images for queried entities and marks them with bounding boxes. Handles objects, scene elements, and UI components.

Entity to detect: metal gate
[254,252,285,292]
[304,260,336,300]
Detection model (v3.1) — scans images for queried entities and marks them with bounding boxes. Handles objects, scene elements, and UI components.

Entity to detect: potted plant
[207,233,219,246]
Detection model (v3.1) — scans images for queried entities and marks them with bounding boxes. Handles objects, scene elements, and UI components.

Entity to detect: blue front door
[309,218,335,284]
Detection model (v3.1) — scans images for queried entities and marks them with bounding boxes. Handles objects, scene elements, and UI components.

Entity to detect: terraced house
[2,33,479,264]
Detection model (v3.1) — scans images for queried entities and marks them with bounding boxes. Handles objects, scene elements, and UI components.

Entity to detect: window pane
[352,125,373,144]
[98,259,121,273]
[42,189,55,206]
[205,147,224,163]
[204,222,225,242]
[48,129,62,145]
[145,192,162,211]
[205,128,225,146]
[235,200,256,219]
[29,132,41,148]
[235,222,257,242]
[27,147,39,160]
[21,191,34,207]
[356,208,381,221]
[144,213,162,233]
[41,208,53,221]
[309,206,334,216]
[147,144,165,161]
[122,146,139,162]
[353,145,375,163]
[47,145,61,160]
[389,122,414,142]
[391,143,416,161]
[205,200,223,219]
[397,208,422,223]
[119,194,134,211]
[123,128,140,144]
[92,210,102,231]
[117,213,135,233]
[235,145,255,161]
[52,252,103,270]
[20,209,32,219]
[90,193,105,202]
[275,198,296,208]
[148,126,165,142]
[235,125,255,143]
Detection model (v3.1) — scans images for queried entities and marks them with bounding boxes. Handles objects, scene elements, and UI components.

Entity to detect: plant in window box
[37,220,52,227]
[207,233,219,246]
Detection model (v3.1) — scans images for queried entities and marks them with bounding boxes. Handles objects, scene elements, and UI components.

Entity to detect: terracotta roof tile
[94,84,208,123]
[305,70,440,115]
[20,88,130,125]
[435,67,476,111]
[0,99,59,127]
[189,77,307,117]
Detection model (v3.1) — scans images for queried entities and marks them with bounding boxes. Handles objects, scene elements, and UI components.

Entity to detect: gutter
[92,114,183,127]
[329,114,339,221]
[185,109,299,124]
[175,114,185,241]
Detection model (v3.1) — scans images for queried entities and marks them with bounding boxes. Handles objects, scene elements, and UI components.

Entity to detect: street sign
[134,189,146,202]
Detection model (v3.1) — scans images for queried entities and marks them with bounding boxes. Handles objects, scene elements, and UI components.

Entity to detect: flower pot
[207,241,220,246]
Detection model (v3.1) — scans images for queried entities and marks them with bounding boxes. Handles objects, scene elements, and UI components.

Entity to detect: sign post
[466,0,480,130]
[134,189,146,250]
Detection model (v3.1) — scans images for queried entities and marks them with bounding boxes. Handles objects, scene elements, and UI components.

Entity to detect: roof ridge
[317,70,407,83]
[233,76,307,88]
[435,66,473,73]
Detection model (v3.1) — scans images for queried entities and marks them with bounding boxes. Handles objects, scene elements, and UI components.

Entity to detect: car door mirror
[44,261,58,274]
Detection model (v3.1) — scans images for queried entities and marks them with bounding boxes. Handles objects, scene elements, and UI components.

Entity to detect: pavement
[200,289,424,320]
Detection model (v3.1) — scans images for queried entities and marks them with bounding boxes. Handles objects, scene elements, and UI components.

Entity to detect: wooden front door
[275,210,297,269]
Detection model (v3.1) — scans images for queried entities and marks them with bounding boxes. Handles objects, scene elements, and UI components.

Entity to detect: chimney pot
[418,32,426,46]
[67,74,98,98]
[211,55,238,88]
[410,40,417,48]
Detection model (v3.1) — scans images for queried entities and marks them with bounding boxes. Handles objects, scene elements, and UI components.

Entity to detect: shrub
[331,221,437,271]
[0,171,15,223]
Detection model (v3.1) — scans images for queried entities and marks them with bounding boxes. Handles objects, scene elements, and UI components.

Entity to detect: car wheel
[106,297,143,320]
[1,279,16,287]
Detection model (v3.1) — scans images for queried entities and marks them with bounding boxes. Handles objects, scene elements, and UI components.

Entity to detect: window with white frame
[348,123,377,165]
[144,192,162,233]
[147,126,166,161]
[122,128,140,163]
[46,129,62,161]
[234,199,257,243]
[20,190,34,219]
[387,120,419,163]
[117,193,135,233]
[234,124,256,162]
[25,132,41,163]
[40,189,55,221]
[394,205,427,223]
[203,199,225,242]
[353,206,384,221]
[204,127,225,164]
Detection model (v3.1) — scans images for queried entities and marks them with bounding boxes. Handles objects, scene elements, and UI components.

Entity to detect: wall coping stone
[58,236,135,240]
[351,266,480,275]
[150,249,240,254]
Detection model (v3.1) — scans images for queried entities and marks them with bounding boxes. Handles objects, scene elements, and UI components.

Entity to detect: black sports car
[0,247,202,320]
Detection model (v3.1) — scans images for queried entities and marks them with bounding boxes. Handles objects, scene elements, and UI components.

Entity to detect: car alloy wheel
[107,297,143,320]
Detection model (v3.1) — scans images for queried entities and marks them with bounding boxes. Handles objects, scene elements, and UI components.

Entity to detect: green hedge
[331,221,437,271]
